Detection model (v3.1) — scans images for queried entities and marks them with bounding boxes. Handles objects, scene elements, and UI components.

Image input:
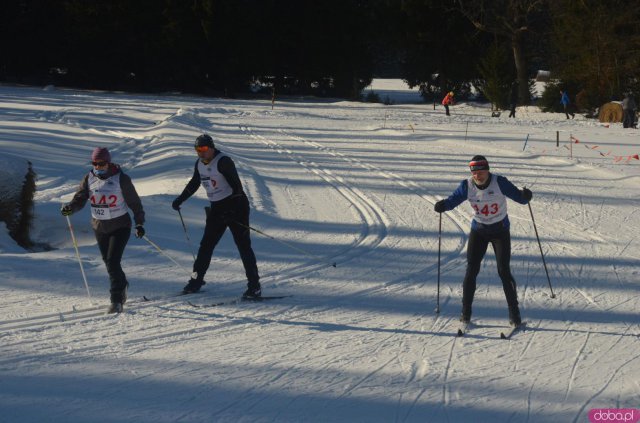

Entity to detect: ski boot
[183,278,205,294]
[242,283,262,299]
[508,306,522,327]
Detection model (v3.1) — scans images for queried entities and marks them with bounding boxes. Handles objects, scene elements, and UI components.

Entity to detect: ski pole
[235,221,337,268]
[177,209,196,261]
[65,215,92,302]
[142,235,192,276]
[435,212,442,314]
[527,201,555,298]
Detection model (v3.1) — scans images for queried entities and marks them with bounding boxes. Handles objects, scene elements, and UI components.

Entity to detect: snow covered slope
[0,82,638,423]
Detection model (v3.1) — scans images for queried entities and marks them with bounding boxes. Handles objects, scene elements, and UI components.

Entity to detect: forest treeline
[1,0,639,112]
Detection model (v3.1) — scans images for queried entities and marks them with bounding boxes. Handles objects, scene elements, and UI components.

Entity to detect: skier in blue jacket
[560,90,575,119]
[434,155,532,326]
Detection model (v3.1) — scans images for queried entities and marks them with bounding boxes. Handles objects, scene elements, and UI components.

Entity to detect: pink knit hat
[91,147,111,163]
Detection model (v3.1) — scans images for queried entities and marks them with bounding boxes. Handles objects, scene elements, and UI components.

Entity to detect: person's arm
[66,174,90,212]
[496,175,529,204]
[443,179,468,211]
[217,156,244,195]
[176,160,202,202]
[120,173,145,226]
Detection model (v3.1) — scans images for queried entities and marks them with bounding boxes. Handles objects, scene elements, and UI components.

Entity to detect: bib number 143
[472,203,499,216]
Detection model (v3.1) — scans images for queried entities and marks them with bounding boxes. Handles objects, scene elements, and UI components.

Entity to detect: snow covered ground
[0,80,638,423]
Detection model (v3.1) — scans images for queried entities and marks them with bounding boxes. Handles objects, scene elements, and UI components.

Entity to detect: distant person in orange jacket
[442,91,454,116]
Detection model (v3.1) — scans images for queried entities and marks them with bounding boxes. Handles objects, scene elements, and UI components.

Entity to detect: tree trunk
[512,29,529,105]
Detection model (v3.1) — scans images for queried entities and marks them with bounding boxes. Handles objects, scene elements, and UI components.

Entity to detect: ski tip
[457,329,464,337]
[500,332,507,339]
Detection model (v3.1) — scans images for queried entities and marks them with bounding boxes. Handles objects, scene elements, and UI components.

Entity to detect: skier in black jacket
[172,134,261,298]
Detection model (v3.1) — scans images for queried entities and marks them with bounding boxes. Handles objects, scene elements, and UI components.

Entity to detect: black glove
[434,200,446,213]
[171,198,183,211]
[135,225,145,239]
[521,188,532,202]
[61,205,73,216]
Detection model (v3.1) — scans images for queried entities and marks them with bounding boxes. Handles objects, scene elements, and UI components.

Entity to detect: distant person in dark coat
[508,83,518,118]
[622,93,637,129]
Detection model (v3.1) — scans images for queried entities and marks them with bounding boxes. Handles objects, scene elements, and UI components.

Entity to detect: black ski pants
[461,228,519,314]
[95,226,130,303]
[193,195,260,287]
[623,109,635,128]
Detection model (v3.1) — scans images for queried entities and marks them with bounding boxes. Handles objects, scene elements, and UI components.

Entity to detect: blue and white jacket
[442,173,529,233]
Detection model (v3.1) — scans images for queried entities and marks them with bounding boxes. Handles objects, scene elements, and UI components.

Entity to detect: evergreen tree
[455,0,548,105]
[549,0,640,108]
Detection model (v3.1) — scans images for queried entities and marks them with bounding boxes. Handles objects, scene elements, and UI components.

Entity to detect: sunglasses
[195,145,210,153]
[92,161,108,167]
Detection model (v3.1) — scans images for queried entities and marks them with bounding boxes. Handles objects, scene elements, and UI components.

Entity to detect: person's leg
[191,212,227,285]
[97,227,131,304]
[491,230,520,324]
[228,196,260,292]
[461,230,489,320]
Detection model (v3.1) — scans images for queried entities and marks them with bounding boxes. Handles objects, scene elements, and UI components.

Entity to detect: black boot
[242,282,262,299]
[183,278,205,294]
[108,302,123,314]
[509,305,521,326]
[460,305,472,323]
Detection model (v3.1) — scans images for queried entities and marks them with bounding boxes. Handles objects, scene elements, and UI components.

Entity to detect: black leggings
[193,196,260,286]
[462,229,518,311]
[95,226,130,303]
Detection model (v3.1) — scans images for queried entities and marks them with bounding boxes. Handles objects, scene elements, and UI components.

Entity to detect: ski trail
[268,127,470,300]
[571,352,640,423]
[564,331,590,401]
[240,125,389,265]
[337,355,397,400]
[277,127,469,245]
[441,337,456,408]
[513,320,540,372]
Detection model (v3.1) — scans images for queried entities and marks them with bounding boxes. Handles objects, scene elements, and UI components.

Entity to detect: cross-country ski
[500,322,527,339]
[188,295,292,308]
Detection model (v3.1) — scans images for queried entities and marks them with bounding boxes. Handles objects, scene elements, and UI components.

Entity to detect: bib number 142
[91,194,117,207]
